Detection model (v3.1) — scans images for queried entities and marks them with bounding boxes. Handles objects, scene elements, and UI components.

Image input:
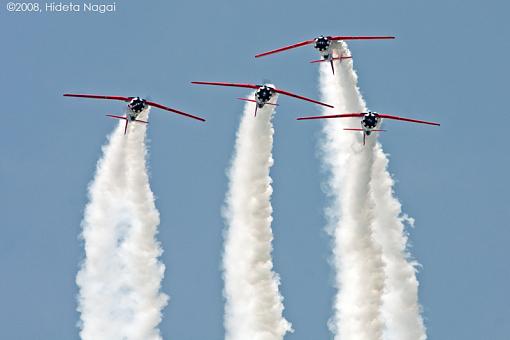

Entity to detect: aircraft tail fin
[236,98,278,117]
[343,128,385,146]
[310,55,352,74]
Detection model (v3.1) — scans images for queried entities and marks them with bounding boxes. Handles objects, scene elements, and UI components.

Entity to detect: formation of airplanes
[65,34,440,143]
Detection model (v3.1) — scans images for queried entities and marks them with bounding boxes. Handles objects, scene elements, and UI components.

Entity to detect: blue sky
[1,0,509,339]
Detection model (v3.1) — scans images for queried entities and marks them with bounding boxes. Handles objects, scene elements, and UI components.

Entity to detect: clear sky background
[1,1,509,339]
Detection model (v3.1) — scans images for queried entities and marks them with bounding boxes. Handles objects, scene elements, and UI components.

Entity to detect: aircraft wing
[378,114,440,126]
[63,93,131,102]
[191,81,259,90]
[255,39,315,58]
[329,36,395,41]
[297,113,364,120]
[255,35,394,58]
[274,88,334,108]
[146,100,205,122]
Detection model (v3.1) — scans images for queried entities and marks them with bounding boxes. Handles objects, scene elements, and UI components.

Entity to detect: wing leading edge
[63,93,131,102]
[274,88,333,108]
[377,114,440,126]
[255,39,315,58]
[146,100,205,122]
[191,81,259,90]
[297,113,364,120]
[329,36,395,41]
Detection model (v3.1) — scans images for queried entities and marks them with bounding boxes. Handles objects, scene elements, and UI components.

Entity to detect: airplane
[63,93,205,134]
[191,81,333,117]
[297,111,440,145]
[255,35,395,74]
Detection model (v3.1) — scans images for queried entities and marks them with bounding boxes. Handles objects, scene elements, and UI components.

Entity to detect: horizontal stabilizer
[106,114,129,134]
[237,97,279,107]
[343,128,386,132]
[310,59,329,64]
[309,56,352,63]
[237,97,257,103]
[106,114,127,120]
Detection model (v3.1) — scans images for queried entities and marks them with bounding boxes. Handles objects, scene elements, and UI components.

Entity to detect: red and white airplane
[297,111,440,145]
[255,35,395,74]
[64,93,205,134]
[191,81,333,117]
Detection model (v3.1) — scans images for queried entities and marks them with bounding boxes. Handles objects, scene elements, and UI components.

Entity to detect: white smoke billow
[319,45,385,340]
[222,94,292,340]
[319,43,426,340]
[76,110,168,340]
[371,143,427,340]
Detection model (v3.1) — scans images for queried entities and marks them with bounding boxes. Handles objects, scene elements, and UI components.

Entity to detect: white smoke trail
[319,42,426,340]
[319,44,385,340]
[76,110,168,340]
[370,143,427,340]
[222,94,292,340]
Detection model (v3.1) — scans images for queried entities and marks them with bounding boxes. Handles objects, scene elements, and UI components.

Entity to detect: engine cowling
[128,97,147,114]
[314,36,331,52]
[255,86,274,106]
[361,112,379,129]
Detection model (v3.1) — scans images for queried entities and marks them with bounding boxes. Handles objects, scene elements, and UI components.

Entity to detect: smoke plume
[76,110,168,340]
[222,95,292,340]
[319,43,426,340]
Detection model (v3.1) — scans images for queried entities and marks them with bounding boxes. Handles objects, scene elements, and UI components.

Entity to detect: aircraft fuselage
[361,111,380,134]
[255,85,276,108]
[127,97,148,120]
